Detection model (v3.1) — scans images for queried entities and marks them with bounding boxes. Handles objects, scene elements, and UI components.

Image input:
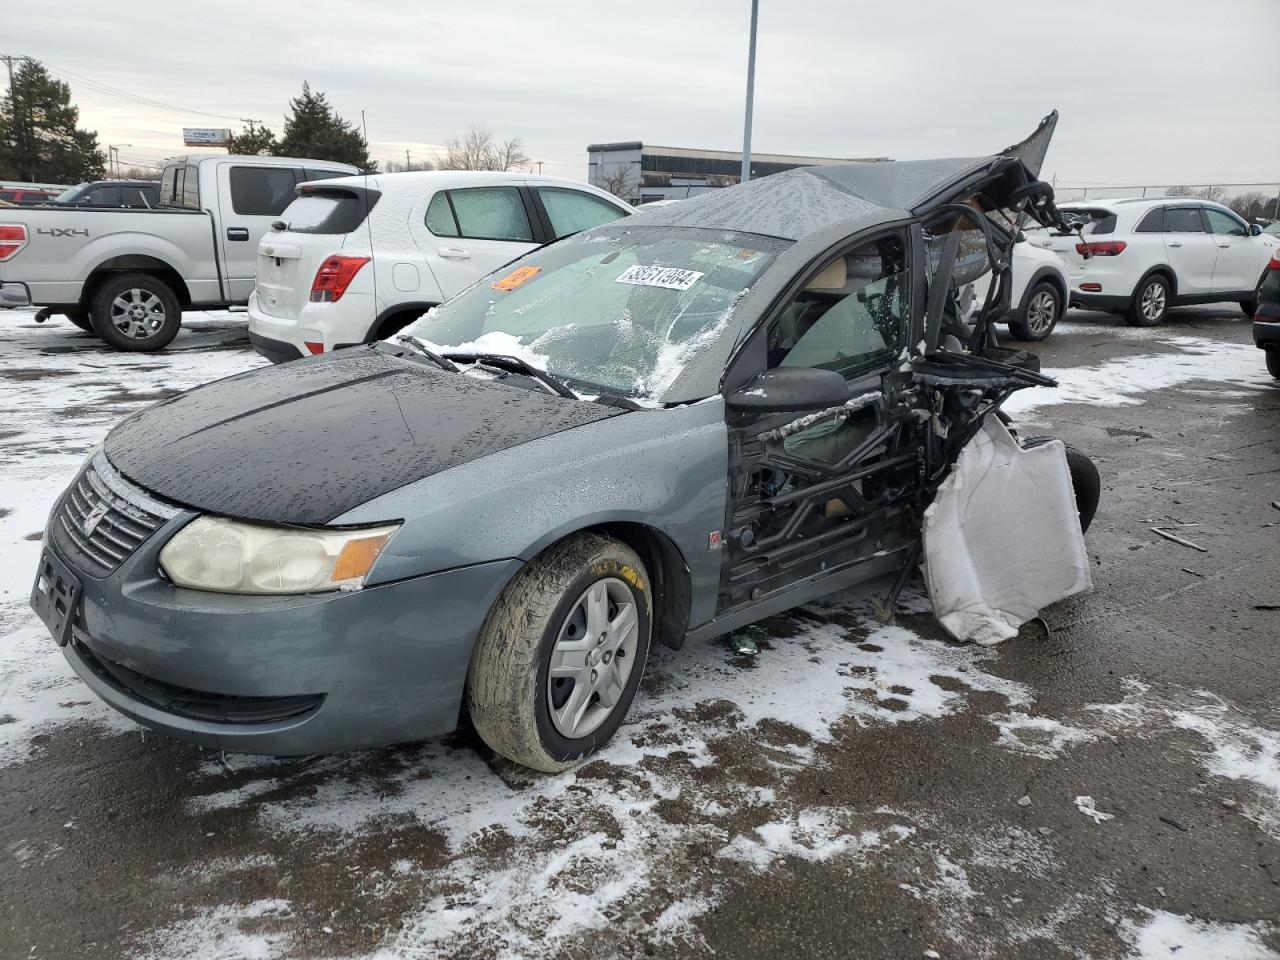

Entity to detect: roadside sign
[182,128,232,147]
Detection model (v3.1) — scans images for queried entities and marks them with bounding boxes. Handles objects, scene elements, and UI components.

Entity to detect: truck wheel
[89,273,182,351]
[1021,436,1101,533]
[1125,275,1170,327]
[467,533,652,773]
[1008,282,1062,341]
[64,310,92,332]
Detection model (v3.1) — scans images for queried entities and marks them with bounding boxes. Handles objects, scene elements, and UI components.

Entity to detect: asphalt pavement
[0,306,1276,960]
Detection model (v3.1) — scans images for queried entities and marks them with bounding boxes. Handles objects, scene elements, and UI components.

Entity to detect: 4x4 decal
[37,227,89,238]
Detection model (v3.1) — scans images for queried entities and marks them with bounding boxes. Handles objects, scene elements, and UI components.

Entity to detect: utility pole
[536,160,543,174]
[739,0,759,184]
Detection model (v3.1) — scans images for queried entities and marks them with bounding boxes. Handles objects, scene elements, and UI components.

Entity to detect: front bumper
[40,488,521,755]
[1,280,31,308]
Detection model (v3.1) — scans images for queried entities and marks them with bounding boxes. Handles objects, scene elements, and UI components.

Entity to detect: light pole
[739,0,759,184]
[109,144,131,178]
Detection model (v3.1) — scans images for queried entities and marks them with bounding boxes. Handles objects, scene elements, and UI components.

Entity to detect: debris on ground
[1017,795,1032,806]
[731,635,759,656]
[1150,527,1208,553]
[1075,796,1114,824]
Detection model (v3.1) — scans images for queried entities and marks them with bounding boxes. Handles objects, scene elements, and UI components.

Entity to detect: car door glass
[229,166,299,217]
[448,186,533,242]
[1165,208,1206,233]
[537,187,628,237]
[1204,208,1247,237]
[425,192,460,237]
[770,234,909,379]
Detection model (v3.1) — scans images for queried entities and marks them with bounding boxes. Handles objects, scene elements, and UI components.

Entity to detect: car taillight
[309,254,370,302]
[0,224,28,261]
[1269,250,1280,270]
[1075,240,1127,257]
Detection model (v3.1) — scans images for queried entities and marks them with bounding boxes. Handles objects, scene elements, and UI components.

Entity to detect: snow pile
[1005,334,1271,418]
[1121,910,1279,960]
[135,898,294,960]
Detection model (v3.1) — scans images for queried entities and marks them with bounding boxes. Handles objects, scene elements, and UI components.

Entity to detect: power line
[38,59,247,122]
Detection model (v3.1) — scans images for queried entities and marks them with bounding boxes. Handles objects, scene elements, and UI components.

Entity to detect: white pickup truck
[0,153,357,350]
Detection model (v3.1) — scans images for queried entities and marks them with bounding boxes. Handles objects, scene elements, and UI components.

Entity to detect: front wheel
[89,273,182,351]
[1021,437,1101,533]
[467,533,652,772]
[1125,275,1170,327]
[1008,282,1062,341]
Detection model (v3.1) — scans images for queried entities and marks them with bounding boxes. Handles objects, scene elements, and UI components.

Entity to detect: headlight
[159,517,400,595]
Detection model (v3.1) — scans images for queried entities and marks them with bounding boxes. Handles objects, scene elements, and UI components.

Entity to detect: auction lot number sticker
[614,264,704,290]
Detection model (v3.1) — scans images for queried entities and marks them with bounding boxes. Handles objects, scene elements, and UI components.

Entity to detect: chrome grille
[55,453,178,574]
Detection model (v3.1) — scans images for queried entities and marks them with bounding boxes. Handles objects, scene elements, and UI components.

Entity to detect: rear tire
[1008,282,1062,341]
[89,273,182,351]
[1021,436,1101,533]
[1266,348,1280,380]
[1241,273,1265,318]
[467,533,652,772]
[1125,275,1170,327]
[64,310,92,332]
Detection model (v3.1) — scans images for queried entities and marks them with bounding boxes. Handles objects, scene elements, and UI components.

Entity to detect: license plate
[30,548,82,647]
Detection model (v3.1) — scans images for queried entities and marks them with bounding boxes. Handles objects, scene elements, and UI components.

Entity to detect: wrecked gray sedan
[31,113,1099,771]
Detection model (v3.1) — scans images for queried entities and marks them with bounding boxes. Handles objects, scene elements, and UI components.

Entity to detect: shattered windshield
[402,227,787,402]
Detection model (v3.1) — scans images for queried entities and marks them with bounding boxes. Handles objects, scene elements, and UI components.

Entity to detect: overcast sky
[8,0,1278,189]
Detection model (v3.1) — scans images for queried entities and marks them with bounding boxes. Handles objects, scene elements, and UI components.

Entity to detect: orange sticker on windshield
[491,266,541,291]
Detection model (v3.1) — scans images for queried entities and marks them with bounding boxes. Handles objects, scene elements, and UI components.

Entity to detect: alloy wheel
[1026,290,1058,334]
[1140,282,1167,322]
[109,288,167,340]
[546,577,640,739]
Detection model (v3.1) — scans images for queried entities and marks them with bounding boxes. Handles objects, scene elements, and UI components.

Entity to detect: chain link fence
[1051,182,1280,221]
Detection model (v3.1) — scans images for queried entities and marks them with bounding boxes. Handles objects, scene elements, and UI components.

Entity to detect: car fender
[73,227,211,291]
[1015,262,1067,317]
[334,399,730,632]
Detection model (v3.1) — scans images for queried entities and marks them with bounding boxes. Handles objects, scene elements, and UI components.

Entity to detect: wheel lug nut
[590,669,598,684]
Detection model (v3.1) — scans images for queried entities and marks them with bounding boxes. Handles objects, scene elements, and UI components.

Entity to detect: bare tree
[118,165,162,181]
[1165,185,1228,204]
[1228,190,1270,219]
[434,126,529,171]
[596,161,635,199]
[384,158,436,173]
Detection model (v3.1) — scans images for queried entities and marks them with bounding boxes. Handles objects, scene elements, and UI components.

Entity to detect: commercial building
[586,141,891,205]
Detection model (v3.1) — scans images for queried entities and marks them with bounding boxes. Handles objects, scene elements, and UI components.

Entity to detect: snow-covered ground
[1,307,1277,959]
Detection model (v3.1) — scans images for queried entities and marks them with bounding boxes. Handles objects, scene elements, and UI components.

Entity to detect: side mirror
[1249,223,1264,237]
[726,366,850,414]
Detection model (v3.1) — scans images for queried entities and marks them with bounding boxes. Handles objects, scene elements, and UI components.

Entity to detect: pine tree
[275,82,374,171]
[227,121,278,157]
[0,60,106,183]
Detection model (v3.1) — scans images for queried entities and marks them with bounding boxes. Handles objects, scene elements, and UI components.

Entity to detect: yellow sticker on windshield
[491,266,541,291]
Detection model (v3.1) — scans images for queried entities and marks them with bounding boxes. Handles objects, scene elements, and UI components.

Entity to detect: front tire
[1125,275,1170,327]
[1021,437,1101,533]
[89,273,182,351]
[467,533,652,772]
[1266,348,1280,380]
[1008,282,1062,341]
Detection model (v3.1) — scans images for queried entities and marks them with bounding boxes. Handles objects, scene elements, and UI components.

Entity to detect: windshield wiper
[439,351,580,400]
[394,334,460,373]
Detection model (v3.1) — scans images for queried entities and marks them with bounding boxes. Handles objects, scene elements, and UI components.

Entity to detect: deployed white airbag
[923,415,1092,645]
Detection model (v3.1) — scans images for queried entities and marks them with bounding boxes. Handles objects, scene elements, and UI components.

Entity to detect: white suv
[247,171,633,362]
[1027,198,1278,326]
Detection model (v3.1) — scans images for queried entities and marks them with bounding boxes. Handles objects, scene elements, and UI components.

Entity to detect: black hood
[104,348,621,525]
